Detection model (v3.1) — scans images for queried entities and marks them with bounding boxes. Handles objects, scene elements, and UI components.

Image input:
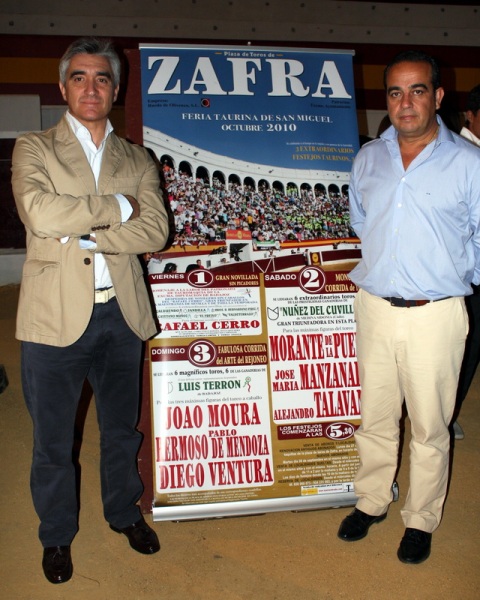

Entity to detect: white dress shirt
[64,111,132,289]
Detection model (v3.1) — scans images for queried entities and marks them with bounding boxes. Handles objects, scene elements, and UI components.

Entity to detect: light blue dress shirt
[348,117,480,300]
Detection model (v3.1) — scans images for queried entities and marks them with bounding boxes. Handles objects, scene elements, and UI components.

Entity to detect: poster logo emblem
[325,422,355,440]
[187,339,218,367]
[298,266,326,294]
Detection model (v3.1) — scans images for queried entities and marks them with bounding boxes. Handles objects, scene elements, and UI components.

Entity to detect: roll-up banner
[139,44,362,521]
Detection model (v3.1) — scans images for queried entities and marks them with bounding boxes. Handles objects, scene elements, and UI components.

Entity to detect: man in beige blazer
[11,38,169,584]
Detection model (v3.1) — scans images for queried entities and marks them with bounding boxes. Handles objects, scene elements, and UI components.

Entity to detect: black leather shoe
[42,546,73,584]
[397,528,432,564]
[338,508,387,541]
[110,516,160,554]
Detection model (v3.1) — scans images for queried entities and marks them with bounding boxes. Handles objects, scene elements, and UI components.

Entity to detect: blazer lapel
[55,115,97,192]
[97,134,123,194]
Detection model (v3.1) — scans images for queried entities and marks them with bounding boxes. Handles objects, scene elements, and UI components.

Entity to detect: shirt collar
[381,115,454,145]
[461,126,480,146]
[65,111,113,145]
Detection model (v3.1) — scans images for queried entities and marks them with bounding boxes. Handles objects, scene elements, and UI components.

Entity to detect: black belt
[382,296,451,308]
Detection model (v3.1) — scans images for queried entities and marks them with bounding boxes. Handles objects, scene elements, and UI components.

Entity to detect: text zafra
[147,57,352,98]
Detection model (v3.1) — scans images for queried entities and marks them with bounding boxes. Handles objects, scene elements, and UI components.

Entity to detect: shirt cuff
[116,194,133,223]
[79,236,97,250]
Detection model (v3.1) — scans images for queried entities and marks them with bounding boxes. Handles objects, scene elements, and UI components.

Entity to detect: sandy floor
[1,283,479,600]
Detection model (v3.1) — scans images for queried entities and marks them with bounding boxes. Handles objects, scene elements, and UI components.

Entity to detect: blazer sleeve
[94,142,170,255]
[11,131,123,239]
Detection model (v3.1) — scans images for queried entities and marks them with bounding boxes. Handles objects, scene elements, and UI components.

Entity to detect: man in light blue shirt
[337,50,480,564]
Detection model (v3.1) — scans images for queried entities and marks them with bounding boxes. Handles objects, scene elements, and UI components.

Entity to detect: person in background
[163,262,178,273]
[146,250,163,274]
[337,51,480,564]
[453,83,480,439]
[11,37,169,584]
[460,84,480,146]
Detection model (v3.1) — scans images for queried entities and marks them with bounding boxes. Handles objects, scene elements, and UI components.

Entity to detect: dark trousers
[22,298,144,547]
[456,285,480,409]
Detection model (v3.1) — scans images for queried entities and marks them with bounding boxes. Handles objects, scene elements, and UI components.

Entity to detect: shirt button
[84,258,91,265]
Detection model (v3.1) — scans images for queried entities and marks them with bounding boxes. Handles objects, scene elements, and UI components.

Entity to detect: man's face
[386,61,444,140]
[466,109,480,140]
[59,53,119,129]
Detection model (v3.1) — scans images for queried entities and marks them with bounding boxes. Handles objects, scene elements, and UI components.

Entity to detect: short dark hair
[163,262,177,273]
[383,50,441,91]
[59,37,121,88]
[466,84,480,115]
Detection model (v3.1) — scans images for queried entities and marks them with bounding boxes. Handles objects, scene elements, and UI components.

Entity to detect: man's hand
[125,195,140,220]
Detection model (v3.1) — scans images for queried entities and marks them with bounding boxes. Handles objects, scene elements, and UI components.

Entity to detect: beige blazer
[12,115,169,346]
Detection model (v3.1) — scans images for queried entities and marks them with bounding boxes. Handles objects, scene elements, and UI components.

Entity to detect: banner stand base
[152,494,357,522]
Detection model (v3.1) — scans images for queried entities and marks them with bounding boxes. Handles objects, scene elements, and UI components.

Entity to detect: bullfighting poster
[139,44,362,520]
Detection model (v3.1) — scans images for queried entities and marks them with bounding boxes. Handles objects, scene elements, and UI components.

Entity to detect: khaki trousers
[353,289,468,533]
